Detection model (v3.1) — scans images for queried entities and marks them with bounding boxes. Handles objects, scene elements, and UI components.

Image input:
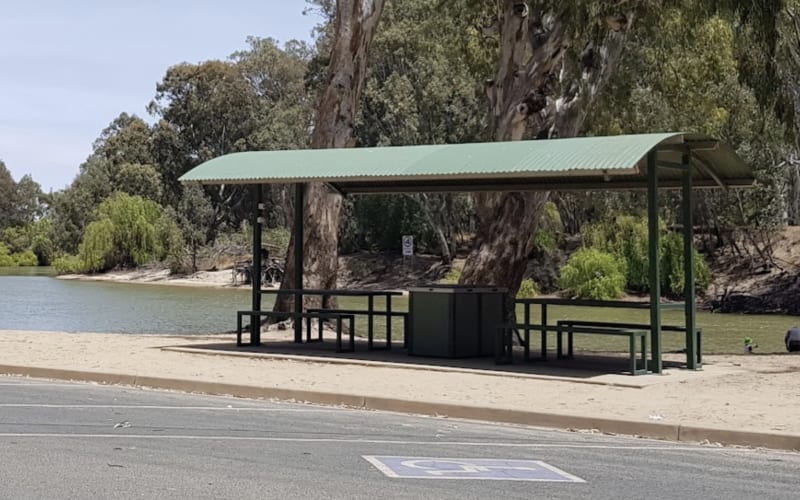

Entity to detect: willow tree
[459,0,635,295]
[275,0,386,312]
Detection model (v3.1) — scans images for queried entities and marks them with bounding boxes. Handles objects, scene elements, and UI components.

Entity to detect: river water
[0,267,796,352]
[0,267,250,334]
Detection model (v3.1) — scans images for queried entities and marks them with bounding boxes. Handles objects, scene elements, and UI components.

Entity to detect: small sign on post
[402,235,414,275]
[402,235,414,256]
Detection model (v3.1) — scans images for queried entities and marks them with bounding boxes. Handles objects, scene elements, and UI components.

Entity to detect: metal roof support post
[251,184,263,346]
[647,151,663,373]
[293,183,305,343]
[682,154,698,369]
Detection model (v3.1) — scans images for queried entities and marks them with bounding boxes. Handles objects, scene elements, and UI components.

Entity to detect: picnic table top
[260,288,404,297]
[514,297,685,310]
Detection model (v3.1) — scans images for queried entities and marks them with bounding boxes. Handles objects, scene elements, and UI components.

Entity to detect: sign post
[402,235,414,274]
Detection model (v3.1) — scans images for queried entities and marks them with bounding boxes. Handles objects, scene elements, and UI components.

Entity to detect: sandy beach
[58,268,242,288]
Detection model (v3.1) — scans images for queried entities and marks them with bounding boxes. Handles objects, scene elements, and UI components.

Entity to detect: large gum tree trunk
[460,1,632,301]
[275,0,385,313]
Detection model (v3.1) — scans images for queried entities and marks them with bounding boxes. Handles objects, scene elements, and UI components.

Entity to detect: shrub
[440,267,461,284]
[584,215,712,296]
[0,243,40,267]
[53,254,86,274]
[661,232,713,295]
[263,228,291,256]
[585,215,651,292]
[559,248,626,300]
[516,278,539,299]
[13,250,38,266]
[533,201,563,253]
[0,243,13,267]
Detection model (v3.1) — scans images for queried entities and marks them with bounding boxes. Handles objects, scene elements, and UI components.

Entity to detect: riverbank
[55,253,449,291]
[58,268,240,289]
[1,329,798,450]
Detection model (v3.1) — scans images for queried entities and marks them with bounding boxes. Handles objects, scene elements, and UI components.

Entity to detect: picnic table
[505,298,700,374]
[257,288,405,350]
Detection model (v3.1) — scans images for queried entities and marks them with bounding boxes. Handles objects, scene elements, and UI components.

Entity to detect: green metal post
[293,183,304,343]
[682,153,698,369]
[647,152,662,373]
[251,185,263,345]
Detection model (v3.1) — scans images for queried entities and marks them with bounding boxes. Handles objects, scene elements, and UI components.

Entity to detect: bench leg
[630,334,648,376]
[306,316,312,342]
[697,330,702,367]
[556,325,563,359]
[367,296,374,350]
[237,313,243,346]
[541,306,548,359]
[495,326,512,365]
[629,335,636,375]
[250,314,260,346]
[568,329,574,358]
[349,316,355,352]
[335,317,343,353]
[334,316,355,353]
[539,326,548,360]
[402,315,409,350]
[523,326,530,361]
[642,334,648,374]
[385,311,392,350]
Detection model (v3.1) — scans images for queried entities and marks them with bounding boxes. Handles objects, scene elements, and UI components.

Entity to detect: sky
[0,0,318,192]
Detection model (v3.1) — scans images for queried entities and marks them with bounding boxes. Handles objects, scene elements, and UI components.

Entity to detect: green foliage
[585,215,652,292]
[342,195,432,253]
[52,254,84,274]
[661,232,713,295]
[0,161,18,231]
[74,193,180,272]
[79,218,115,272]
[516,278,539,299]
[0,242,38,267]
[587,1,789,262]
[534,202,564,253]
[263,228,290,256]
[559,248,627,300]
[115,163,164,202]
[0,243,14,267]
[13,250,38,266]
[1,219,55,265]
[584,215,713,296]
[440,268,462,284]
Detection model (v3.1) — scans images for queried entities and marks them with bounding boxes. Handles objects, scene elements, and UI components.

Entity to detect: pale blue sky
[0,1,317,192]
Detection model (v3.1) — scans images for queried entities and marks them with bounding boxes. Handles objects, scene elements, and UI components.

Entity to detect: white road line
[0,432,780,453]
[0,404,340,411]
[0,383,80,387]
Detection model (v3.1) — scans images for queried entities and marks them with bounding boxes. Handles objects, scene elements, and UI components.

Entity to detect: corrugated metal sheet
[178,133,754,192]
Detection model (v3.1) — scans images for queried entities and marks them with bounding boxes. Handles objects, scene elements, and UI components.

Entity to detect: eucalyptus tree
[232,37,317,229]
[149,39,313,238]
[456,0,638,295]
[148,60,261,234]
[276,0,386,313]
[451,0,789,293]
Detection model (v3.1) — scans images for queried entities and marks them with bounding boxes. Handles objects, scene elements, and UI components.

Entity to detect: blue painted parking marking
[363,456,585,482]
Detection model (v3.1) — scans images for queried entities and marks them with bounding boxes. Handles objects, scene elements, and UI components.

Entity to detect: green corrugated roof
[179,133,754,193]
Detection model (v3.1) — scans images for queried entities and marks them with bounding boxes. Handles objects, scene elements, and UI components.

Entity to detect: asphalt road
[0,375,797,500]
